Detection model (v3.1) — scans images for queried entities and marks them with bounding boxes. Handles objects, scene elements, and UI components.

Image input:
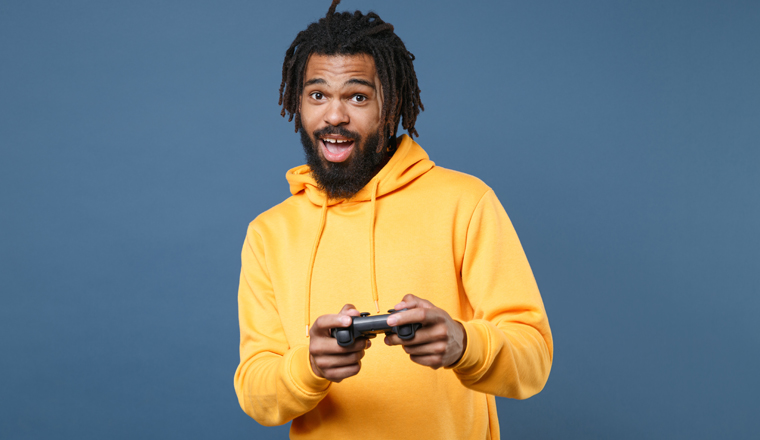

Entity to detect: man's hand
[309,304,370,382]
[384,294,467,369]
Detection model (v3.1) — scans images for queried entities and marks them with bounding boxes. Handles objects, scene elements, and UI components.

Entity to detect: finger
[387,307,442,327]
[409,354,446,370]
[401,340,447,357]
[395,294,435,311]
[341,337,371,353]
[389,323,447,345]
[339,304,362,316]
[320,363,362,382]
[384,334,398,346]
[310,314,353,340]
[384,317,450,347]
[386,308,421,327]
[311,350,366,371]
[312,313,352,333]
[312,333,369,355]
[383,330,432,348]
[384,330,428,346]
[393,293,416,311]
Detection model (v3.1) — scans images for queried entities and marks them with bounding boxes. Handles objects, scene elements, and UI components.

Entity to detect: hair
[278,0,423,139]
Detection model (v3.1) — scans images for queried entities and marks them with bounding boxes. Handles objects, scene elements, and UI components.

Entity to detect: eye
[310,92,324,100]
[351,94,367,103]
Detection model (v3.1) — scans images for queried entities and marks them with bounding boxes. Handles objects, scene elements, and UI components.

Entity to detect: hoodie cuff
[289,345,332,394]
[446,319,487,375]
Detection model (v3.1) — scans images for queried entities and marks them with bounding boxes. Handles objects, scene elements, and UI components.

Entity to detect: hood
[285,135,436,337]
[286,134,435,206]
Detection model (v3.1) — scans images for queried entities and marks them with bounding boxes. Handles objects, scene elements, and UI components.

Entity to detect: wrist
[448,321,467,367]
[445,319,472,369]
[309,353,324,379]
[289,345,331,392]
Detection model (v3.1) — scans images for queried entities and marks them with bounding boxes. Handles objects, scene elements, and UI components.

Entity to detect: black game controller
[330,309,422,347]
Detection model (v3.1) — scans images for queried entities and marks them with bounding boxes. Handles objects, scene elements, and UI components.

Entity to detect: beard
[300,125,389,200]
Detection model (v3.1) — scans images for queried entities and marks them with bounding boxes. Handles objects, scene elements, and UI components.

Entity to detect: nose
[324,98,349,126]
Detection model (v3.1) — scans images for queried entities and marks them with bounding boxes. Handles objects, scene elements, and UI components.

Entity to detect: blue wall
[1,1,758,438]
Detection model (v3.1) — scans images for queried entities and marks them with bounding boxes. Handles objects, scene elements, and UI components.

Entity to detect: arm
[233,225,371,425]
[452,188,553,398]
[233,225,329,425]
[387,189,553,399]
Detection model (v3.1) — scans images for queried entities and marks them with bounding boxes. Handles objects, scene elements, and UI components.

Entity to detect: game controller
[330,308,422,347]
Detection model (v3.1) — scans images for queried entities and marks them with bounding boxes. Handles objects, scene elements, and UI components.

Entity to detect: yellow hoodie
[234,135,553,439]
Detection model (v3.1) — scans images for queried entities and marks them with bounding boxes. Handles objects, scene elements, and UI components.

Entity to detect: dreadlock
[278,0,424,139]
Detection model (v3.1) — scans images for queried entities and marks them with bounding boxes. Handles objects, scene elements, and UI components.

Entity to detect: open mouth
[320,137,355,162]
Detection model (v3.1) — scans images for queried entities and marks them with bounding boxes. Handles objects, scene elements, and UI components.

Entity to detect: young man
[234,1,553,438]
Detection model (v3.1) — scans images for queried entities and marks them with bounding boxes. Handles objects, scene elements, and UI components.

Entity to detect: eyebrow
[345,78,376,90]
[303,78,325,87]
[303,78,376,90]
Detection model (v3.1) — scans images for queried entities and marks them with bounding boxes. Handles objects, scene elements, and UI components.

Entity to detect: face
[299,53,389,199]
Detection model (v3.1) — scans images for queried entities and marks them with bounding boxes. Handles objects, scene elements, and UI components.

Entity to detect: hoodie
[234,135,553,439]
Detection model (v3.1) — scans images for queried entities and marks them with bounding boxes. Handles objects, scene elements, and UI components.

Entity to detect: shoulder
[419,165,493,202]
[247,195,307,237]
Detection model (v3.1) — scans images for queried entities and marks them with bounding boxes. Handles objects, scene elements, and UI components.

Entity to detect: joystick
[330,309,421,347]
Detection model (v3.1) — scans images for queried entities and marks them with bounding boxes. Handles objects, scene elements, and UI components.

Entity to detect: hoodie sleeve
[234,224,331,425]
[447,189,554,399]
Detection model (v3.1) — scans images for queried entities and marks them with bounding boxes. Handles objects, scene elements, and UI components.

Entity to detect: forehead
[303,53,378,84]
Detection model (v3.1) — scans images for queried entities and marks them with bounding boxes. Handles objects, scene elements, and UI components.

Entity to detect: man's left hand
[384,294,467,369]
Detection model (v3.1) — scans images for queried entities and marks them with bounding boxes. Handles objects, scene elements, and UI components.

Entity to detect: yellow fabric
[234,135,553,439]
[304,200,328,336]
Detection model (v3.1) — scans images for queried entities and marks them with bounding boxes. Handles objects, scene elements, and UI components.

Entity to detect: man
[234,1,553,438]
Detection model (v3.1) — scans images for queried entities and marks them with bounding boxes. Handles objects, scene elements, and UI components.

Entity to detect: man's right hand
[309,304,370,383]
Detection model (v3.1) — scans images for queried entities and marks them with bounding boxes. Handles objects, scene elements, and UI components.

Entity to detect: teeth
[323,138,351,144]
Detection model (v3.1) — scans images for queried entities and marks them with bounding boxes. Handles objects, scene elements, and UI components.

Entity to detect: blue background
[1,0,758,438]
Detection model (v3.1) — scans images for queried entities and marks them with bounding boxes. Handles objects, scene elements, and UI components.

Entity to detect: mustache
[313,126,362,141]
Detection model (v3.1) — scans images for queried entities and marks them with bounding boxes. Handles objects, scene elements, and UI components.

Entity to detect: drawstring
[369,179,380,313]
[304,179,382,337]
[305,199,328,337]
